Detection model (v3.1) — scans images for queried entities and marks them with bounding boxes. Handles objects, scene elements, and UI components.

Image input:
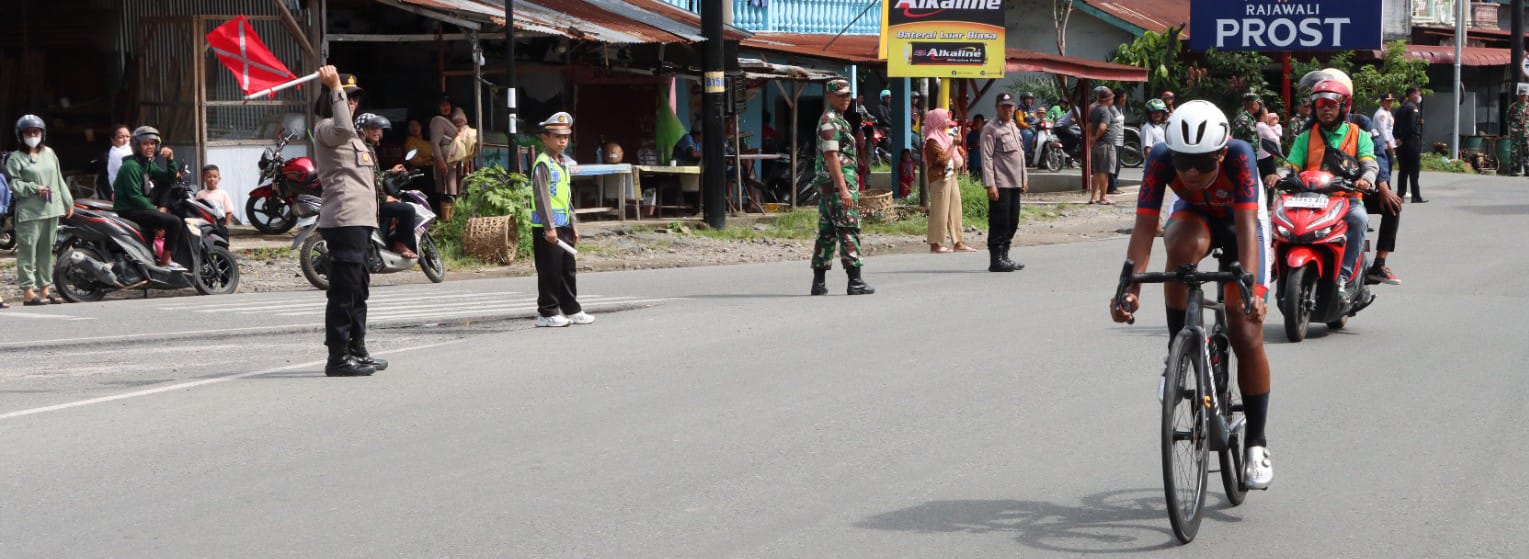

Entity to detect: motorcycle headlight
[1313,226,1332,239]
[1275,224,1293,239]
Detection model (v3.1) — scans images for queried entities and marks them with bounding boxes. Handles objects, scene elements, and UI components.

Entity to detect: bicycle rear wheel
[1163,331,1209,544]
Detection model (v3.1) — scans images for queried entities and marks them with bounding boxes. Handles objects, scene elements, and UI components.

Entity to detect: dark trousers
[1396,146,1423,200]
[532,226,581,317]
[987,188,1021,248]
[120,208,183,260]
[378,201,418,251]
[1108,146,1122,192]
[1362,195,1400,253]
[321,226,371,350]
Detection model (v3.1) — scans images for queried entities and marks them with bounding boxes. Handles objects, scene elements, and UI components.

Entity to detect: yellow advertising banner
[884,0,1006,78]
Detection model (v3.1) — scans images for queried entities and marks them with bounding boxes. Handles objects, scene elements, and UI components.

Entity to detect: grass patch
[687,212,818,241]
[1420,154,1472,174]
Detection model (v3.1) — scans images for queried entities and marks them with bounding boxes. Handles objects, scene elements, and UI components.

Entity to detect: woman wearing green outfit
[5,114,73,306]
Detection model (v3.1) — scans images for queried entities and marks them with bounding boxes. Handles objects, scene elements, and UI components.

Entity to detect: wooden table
[570,163,634,221]
[633,164,701,218]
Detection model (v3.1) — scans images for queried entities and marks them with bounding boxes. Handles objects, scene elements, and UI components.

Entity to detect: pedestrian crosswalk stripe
[157,290,521,312]
[367,297,665,322]
[272,294,628,317]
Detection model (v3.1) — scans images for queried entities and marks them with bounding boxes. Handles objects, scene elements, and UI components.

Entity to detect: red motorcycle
[245,131,322,234]
[1271,170,1375,342]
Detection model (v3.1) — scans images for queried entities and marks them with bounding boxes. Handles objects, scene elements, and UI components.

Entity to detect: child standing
[897,148,916,198]
[530,112,592,328]
[194,164,236,225]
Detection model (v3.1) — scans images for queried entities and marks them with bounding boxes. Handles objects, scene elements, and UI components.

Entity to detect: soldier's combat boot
[811,267,829,296]
[846,267,875,295]
[349,337,388,371]
[326,346,376,377]
[989,247,1015,272]
[1001,244,1024,271]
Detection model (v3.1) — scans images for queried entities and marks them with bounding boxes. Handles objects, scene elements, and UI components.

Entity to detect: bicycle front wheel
[1162,331,1209,544]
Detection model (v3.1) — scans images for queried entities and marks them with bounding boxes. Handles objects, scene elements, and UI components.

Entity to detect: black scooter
[53,164,240,301]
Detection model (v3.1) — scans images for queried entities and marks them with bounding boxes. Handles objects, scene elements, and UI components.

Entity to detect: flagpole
[243,71,321,100]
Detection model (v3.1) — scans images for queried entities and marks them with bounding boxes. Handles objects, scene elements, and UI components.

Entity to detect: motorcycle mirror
[404,149,418,162]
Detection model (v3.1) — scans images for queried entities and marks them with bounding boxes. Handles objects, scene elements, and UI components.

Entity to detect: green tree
[1286,42,1429,113]
[1111,27,1187,100]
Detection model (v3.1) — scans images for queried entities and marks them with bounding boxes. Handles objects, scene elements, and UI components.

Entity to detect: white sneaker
[534,314,571,328]
[1244,446,1274,490]
[568,311,595,325]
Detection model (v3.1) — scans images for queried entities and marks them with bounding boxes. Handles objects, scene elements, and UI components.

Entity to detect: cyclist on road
[1110,100,1275,490]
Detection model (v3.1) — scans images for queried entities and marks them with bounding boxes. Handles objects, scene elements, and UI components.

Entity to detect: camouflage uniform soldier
[810,78,874,296]
[1508,89,1529,175]
[1232,91,1262,145]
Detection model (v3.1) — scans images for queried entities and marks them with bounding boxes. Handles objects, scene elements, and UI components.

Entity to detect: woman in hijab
[923,108,976,253]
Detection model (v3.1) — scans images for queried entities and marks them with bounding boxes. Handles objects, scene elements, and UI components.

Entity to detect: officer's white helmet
[1163,100,1230,155]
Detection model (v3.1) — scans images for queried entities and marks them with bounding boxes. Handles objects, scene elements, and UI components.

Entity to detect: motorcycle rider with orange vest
[1265,78,1378,306]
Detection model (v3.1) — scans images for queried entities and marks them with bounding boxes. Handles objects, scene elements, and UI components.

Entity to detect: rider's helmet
[131,126,162,153]
[1020,92,1035,102]
[354,112,391,131]
[1145,99,1168,113]
[880,89,891,100]
[1310,78,1353,127]
[14,114,45,143]
[1163,100,1230,155]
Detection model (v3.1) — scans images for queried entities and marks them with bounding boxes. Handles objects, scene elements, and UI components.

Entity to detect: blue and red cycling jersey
[1136,140,1261,220]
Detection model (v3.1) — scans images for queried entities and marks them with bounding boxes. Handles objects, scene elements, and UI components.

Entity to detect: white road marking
[367,298,665,322]
[275,295,626,317]
[0,311,97,321]
[0,339,465,421]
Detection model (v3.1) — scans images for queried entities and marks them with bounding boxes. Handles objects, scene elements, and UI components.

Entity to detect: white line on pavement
[275,295,627,317]
[0,339,465,421]
[0,311,97,320]
[160,291,522,312]
[367,298,665,322]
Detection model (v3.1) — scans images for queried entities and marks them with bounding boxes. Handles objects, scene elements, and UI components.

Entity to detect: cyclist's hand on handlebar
[1111,292,1139,324]
[1262,174,1279,189]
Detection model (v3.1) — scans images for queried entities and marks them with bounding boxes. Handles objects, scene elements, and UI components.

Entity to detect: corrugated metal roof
[738,58,843,81]
[1081,0,1190,37]
[1005,48,1148,82]
[1382,44,1509,67]
[389,0,746,44]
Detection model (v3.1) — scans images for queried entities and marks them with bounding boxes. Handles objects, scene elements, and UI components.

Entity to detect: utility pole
[505,0,520,173]
[1515,0,1525,102]
[702,0,726,229]
[1452,0,1465,159]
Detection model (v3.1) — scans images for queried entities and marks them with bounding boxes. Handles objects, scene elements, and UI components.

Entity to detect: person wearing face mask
[112,125,184,271]
[1111,100,1275,492]
[5,115,75,306]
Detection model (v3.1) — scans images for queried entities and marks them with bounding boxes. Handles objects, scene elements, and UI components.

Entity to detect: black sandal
[46,294,63,304]
[23,298,47,306]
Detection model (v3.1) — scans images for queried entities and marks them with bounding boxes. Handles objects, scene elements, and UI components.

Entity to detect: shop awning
[381,0,749,44]
[1005,48,1147,82]
[1374,44,1509,66]
[741,33,1146,81]
[738,58,844,81]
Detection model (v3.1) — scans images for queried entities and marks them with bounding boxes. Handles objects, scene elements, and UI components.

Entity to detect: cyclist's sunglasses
[1171,152,1219,173]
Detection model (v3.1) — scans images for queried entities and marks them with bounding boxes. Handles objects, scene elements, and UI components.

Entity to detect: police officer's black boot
[846,266,875,295]
[1001,243,1024,271]
[326,346,376,377]
[811,267,829,296]
[988,247,1014,272]
[349,338,388,371]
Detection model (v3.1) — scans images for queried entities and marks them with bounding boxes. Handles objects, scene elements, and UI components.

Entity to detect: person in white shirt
[1373,92,1398,161]
[99,125,133,200]
[194,164,237,226]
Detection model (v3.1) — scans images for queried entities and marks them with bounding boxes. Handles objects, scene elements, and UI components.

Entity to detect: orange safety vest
[1304,123,1363,198]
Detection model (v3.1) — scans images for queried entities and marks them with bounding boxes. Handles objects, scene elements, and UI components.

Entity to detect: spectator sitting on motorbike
[874,90,894,131]
[112,126,185,270]
[1046,98,1072,124]
[194,164,237,226]
[1015,92,1040,152]
[357,113,418,259]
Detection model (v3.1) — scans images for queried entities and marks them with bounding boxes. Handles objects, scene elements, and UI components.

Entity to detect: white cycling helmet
[1163,100,1230,155]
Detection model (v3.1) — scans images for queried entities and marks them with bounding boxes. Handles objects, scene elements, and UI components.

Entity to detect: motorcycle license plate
[1284,196,1327,209]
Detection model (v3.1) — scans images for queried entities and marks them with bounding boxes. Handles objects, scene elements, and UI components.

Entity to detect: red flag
[206,16,298,97]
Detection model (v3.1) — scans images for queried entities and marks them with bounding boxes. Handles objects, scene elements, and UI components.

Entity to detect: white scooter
[292,151,444,290]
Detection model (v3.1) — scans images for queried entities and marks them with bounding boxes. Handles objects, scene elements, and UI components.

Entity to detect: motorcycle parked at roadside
[292,165,444,290]
[53,164,240,301]
[1030,119,1067,172]
[1271,169,1375,342]
[245,130,323,234]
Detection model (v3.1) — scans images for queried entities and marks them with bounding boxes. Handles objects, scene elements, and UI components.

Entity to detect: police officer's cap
[995,93,1016,107]
[540,111,573,135]
[338,73,364,96]
[1378,92,1397,102]
[1242,91,1260,101]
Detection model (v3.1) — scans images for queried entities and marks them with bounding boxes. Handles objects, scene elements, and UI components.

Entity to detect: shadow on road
[855,488,1243,553]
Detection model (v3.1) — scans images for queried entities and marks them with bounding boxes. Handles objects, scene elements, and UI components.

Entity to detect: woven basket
[464,215,518,264]
[860,188,895,221]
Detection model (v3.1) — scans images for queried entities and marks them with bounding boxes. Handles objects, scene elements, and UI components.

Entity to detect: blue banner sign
[1189,0,1382,52]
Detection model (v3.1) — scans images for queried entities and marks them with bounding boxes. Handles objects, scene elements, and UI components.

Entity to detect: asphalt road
[2,171,1525,557]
